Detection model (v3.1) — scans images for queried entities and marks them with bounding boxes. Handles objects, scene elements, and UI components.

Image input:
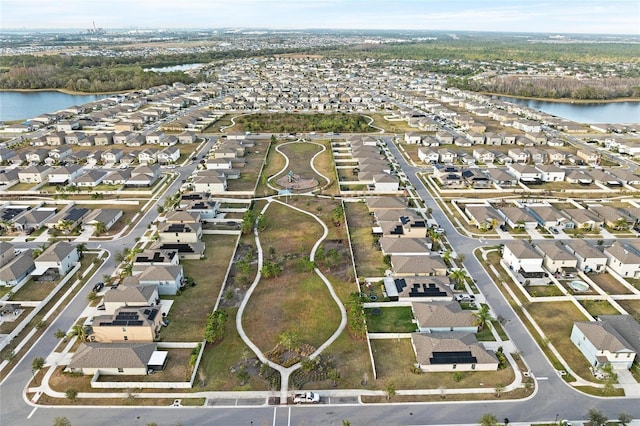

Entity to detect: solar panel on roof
[430,351,477,365]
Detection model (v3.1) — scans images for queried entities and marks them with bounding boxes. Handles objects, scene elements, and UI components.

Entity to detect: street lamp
[555,414,559,424]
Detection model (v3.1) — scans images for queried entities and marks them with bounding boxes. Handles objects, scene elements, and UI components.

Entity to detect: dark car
[92,282,104,292]
[499,224,507,232]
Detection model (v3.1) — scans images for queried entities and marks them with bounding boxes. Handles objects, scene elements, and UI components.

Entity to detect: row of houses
[0,242,78,287]
[466,202,639,233]
[503,239,640,280]
[334,137,401,193]
[0,163,161,189]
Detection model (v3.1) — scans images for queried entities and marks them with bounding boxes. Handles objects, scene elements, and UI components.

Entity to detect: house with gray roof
[135,265,184,295]
[411,332,499,372]
[571,315,640,370]
[562,240,607,273]
[67,342,162,376]
[0,249,35,286]
[532,241,578,275]
[604,241,640,278]
[392,276,453,300]
[33,242,79,277]
[102,283,159,315]
[390,254,447,277]
[502,240,544,278]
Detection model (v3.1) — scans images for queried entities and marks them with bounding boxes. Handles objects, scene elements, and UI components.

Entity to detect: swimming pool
[569,280,589,292]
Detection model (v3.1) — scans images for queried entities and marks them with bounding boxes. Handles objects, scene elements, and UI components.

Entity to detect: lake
[143,63,204,73]
[0,91,109,122]
[497,96,640,124]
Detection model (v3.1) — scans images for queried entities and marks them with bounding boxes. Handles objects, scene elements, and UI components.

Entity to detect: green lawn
[579,299,621,317]
[344,201,387,277]
[159,234,238,342]
[364,306,417,333]
[10,279,59,301]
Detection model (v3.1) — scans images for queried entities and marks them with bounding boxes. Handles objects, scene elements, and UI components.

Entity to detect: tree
[383,381,396,400]
[480,414,498,426]
[87,291,98,303]
[94,221,107,236]
[204,309,227,343]
[494,383,505,398]
[76,243,87,257]
[601,363,618,394]
[474,304,492,332]
[278,331,299,351]
[613,218,629,231]
[587,409,608,426]
[65,387,78,402]
[331,204,345,226]
[32,356,45,384]
[618,413,632,426]
[241,209,257,234]
[68,325,87,342]
[156,205,164,214]
[449,268,468,290]
[54,329,67,340]
[53,417,72,426]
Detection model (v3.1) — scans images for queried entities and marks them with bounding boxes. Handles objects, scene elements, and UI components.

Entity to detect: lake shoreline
[480,92,640,105]
[0,88,123,96]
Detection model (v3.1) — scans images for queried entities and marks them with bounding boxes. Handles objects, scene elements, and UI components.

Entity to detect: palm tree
[94,221,107,236]
[76,243,86,258]
[613,218,629,231]
[278,331,299,351]
[480,414,498,426]
[68,325,87,342]
[449,268,468,290]
[474,304,492,332]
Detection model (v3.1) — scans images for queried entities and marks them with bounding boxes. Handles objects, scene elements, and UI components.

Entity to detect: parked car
[293,392,320,404]
[92,282,104,292]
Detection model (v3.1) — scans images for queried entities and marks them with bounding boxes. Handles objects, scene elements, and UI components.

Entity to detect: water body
[497,96,640,124]
[143,63,204,73]
[0,91,109,122]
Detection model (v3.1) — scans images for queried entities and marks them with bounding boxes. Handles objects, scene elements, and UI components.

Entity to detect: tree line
[235,113,374,133]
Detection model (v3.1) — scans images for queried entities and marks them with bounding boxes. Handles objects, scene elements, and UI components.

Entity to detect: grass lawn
[8,182,37,191]
[197,307,271,391]
[526,301,596,381]
[370,339,515,390]
[10,279,59,301]
[367,113,415,133]
[578,299,622,317]
[159,234,238,342]
[344,201,387,277]
[627,278,640,292]
[589,273,634,295]
[524,285,565,297]
[255,138,286,196]
[272,142,324,186]
[285,196,347,241]
[225,139,270,193]
[364,306,417,333]
[617,300,640,323]
[312,140,339,195]
[311,330,373,389]
[243,201,342,353]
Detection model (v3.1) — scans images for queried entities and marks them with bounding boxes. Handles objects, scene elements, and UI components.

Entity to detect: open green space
[234,113,375,134]
[524,285,565,298]
[159,234,238,342]
[10,279,59,302]
[225,138,270,193]
[242,202,341,354]
[364,306,417,333]
[344,201,387,277]
[578,299,621,317]
[271,142,324,188]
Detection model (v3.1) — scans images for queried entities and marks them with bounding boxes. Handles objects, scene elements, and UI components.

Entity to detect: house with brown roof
[67,342,162,376]
[102,283,159,315]
[390,254,447,277]
[90,306,162,343]
[412,301,477,333]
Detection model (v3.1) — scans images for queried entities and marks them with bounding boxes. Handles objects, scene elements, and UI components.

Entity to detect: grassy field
[225,138,270,193]
[617,300,640,323]
[242,202,342,353]
[524,285,565,297]
[311,140,339,195]
[158,234,238,342]
[344,201,387,277]
[578,299,621,317]
[367,113,415,133]
[364,306,417,333]
[197,307,271,391]
[233,113,375,134]
[10,279,59,302]
[589,273,635,295]
[370,339,515,390]
[526,301,595,381]
[271,142,324,184]
[255,138,287,196]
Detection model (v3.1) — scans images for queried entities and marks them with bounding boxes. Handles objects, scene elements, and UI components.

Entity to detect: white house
[604,241,640,279]
[571,315,640,370]
[502,240,545,278]
[33,242,79,277]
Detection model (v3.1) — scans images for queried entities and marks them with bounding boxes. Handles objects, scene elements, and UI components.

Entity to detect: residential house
[126,164,161,187]
[26,148,50,164]
[532,241,578,275]
[507,164,541,183]
[0,169,19,188]
[411,332,499,372]
[563,209,604,231]
[18,165,52,183]
[67,342,162,375]
[0,249,35,286]
[417,148,439,164]
[138,148,159,165]
[101,149,123,164]
[498,207,538,230]
[563,240,607,273]
[464,205,503,230]
[102,169,131,185]
[390,255,448,277]
[577,149,600,165]
[136,265,184,296]
[412,301,477,333]
[391,276,453,300]
[536,164,565,182]
[157,146,180,164]
[404,132,422,144]
[94,133,113,146]
[191,172,227,193]
[74,170,107,187]
[102,283,160,315]
[527,205,569,228]
[604,241,640,278]
[90,306,163,343]
[472,149,495,164]
[158,222,202,244]
[86,209,123,232]
[571,315,640,370]
[33,242,79,277]
[502,240,545,278]
[48,165,84,185]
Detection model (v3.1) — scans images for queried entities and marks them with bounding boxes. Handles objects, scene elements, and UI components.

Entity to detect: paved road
[1,135,638,426]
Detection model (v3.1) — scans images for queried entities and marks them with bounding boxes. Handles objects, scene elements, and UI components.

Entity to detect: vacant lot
[526,301,595,381]
[344,201,387,277]
[159,234,238,342]
[10,279,58,301]
[578,299,621,317]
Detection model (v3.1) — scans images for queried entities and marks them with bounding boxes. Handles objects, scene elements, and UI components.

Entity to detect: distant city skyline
[1,0,639,35]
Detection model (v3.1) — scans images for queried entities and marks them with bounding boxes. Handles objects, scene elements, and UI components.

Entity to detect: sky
[1,0,639,35]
